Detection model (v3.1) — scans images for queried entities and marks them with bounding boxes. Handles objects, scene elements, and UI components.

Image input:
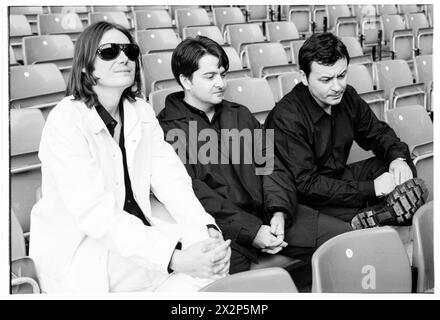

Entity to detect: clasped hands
[252,212,287,255]
[374,158,413,196]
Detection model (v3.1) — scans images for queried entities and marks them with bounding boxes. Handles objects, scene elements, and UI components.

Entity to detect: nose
[214,74,226,89]
[331,77,343,92]
[117,48,129,64]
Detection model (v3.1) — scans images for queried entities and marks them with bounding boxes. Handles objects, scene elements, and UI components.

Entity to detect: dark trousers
[229,208,352,274]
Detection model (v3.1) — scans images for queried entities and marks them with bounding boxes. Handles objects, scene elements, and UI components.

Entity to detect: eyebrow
[318,69,347,80]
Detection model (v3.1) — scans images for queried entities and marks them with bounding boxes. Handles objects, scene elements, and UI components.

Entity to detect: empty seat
[406,12,430,35]
[414,55,433,110]
[91,4,132,25]
[376,59,425,109]
[226,23,265,60]
[213,7,246,34]
[9,14,33,62]
[340,36,373,65]
[149,87,183,116]
[312,227,412,293]
[288,5,312,35]
[312,5,327,33]
[10,45,19,66]
[326,5,357,37]
[266,21,300,44]
[245,42,296,101]
[183,25,224,44]
[380,14,406,46]
[413,153,433,202]
[278,71,302,98]
[245,5,270,22]
[412,201,434,293]
[385,105,433,157]
[10,6,44,34]
[376,4,398,16]
[10,64,66,117]
[134,9,173,30]
[136,29,180,54]
[142,51,177,98]
[200,267,298,292]
[11,108,45,243]
[326,5,351,30]
[175,8,211,38]
[398,4,420,14]
[168,5,199,21]
[222,46,252,80]
[360,15,382,50]
[38,13,83,41]
[89,11,131,30]
[289,39,305,65]
[224,78,275,123]
[416,27,433,56]
[49,6,90,27]
[23,35,74,83]
[347,141,374,165]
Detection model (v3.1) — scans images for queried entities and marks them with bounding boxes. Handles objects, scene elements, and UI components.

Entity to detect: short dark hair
[67,21,142,108]
[171,36,229,88]
[298,32,350,78]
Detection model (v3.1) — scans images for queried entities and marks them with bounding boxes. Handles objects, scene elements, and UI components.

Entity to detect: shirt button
[127,200,132,204]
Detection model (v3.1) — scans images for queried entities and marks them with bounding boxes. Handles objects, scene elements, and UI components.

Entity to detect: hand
[270,212,285,241]
[374,172,396,196]
[207,227,222,240]
[252,225,285,250]
[169,238,231,279]
[389,158,413,186]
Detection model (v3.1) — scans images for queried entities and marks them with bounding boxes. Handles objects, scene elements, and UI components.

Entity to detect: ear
[179,74,192,91]
[299,70,308,86]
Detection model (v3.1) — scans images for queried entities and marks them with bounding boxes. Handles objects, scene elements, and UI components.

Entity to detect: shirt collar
[297,83,332,123]
[95,102,120,137]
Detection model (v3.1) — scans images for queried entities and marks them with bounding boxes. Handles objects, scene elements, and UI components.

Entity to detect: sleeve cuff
[236,223,263,246]
[167,241,182,274]
[207,224,220,232]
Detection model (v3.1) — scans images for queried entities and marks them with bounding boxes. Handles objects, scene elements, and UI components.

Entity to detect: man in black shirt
[158,36,352,274]
[265,32,428,229]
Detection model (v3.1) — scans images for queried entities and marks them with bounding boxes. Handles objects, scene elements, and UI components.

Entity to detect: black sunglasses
[96,43,140,61]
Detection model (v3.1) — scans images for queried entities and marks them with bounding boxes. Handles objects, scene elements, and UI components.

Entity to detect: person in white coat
[29,21,231,293]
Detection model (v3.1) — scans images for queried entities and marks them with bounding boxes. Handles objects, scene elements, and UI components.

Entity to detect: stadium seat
[225,23,265,66]
[134,9,173,30]
[415,27,433,56]
[89,11,131,31]
[10,63,66,117]
[414,55,433,111]
[245,42,296,101]
[38,13,84,42]
[49,6,90,27]
[347,141,374,165]
[311,227,412,293]
[265,21,302,63]
[245,5,270,22]
[375,59,426,109]
[175,8,211,38]
[10,45,19,66]
[200,267,298,292]
[136,29,180,54]
[405,12,430,35]
[91,5,133,26]
[347,64,386,121]
[312,5,327,33]
[326,5,358,37]
[10,6,44,34]
[289,39,305,65]
[132,5,168,12]
[9,14,33,62]
[149,86,183,116]
[412,201,434,292]
[222,46,252,80]
[278,71,302,98]
[385,105,433,157]
[340,36,373,65]
[212,7,246,34]
[398,4,421,15]
[183,25,225,44]
[11,210,41,294]
[413,153,433,202]
[359,15,382,55]
[23,34,74,84]
[224,78,275,123]
[376,4,398,16]
[288,5,312,35]
[381,14,413,60]
[168,5,199,21]
[10,108,45,244]
[142,51,177,98]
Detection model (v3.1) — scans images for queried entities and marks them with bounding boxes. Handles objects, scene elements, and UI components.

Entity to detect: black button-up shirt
[265,83,410,208]
[95,101,150,226]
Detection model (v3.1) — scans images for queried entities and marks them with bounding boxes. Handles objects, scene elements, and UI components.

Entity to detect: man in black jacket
[158,36,351,274]
[265,32,428,230]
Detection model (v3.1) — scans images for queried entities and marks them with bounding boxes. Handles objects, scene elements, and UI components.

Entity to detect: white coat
[29,96,217,293]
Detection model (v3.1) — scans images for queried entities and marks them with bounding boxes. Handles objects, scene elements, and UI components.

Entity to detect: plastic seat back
[200,267,298,292]
[222,46,251,80]
[10,63,66,114]
[278,71,302,97]
[288,6,311,34]
[142,51,177,97]
[414,55,432,84]
[10,46,19,66]
[134,9,173,30]
[347,64,374,94]
[213,7,246,33]
[246,5,270,22]
[265,21,300,43]
[245,42,292,78]
[289,39,305,65]
[385,105,433,156]
[9,14,33,62]
[149,87,183,116]
[381,14,406,44]
[347,141,374,165]
[312,6,327,33]
[413,153,433,202]
[412,201,434,292]
[312,227,412,293]
[136,29,180,54]
[226,23,265,55]
[376,59,413,99]
[406,13,430,35]
[341,36,364,58]
[224,78,275,123]
[38,13,83,41]
[89,12,131,29]
[175,8,211,38]
[399,4,420,15]
[377,4,398,16]
[11,210,27,260]
[10,109,45,238]
[183,25,224,44]
[326,5,352,31]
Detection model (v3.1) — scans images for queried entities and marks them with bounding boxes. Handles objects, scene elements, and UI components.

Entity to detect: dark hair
[171,36,229,88]
[67,21,142,108]
[298,32,350,78]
